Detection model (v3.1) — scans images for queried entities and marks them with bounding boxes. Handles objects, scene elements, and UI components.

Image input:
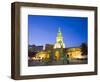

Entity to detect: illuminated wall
[67,48,82,59]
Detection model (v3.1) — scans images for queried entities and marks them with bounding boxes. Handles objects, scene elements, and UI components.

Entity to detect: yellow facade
[32,51,50,60]
[54,51,60,60]
[67,48,82,59]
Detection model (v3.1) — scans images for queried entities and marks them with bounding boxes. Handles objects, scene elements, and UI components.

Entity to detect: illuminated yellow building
[35,51,50,60]
[67,48,82,59]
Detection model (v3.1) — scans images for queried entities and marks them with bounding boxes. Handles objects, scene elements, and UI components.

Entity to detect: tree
[80,43,87,56]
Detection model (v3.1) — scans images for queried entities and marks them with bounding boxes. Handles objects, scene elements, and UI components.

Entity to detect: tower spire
[54,27,65,49]
[57,27,62,37]
[58,27,61,32]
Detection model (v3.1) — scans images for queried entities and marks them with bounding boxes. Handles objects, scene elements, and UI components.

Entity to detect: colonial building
[66,47,82,59]
[35,51,50,60]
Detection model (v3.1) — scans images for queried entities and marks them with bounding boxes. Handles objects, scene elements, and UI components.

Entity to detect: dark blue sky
[28,15,88,47]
